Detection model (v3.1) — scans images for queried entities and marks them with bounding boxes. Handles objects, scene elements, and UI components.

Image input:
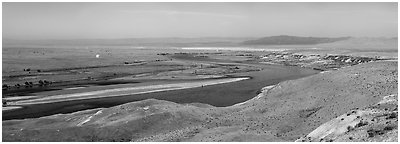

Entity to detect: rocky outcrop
[259,52,389,71]
[296,94,397,142]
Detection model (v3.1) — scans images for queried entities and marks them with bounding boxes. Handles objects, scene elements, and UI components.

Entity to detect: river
[2,63,319,121]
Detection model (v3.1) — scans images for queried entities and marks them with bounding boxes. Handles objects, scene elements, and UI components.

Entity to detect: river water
[3,64,319,120]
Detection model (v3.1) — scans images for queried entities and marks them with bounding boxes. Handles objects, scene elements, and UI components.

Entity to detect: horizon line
[3,35,399,41]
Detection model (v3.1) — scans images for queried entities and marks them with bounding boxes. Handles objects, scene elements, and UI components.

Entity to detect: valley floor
[2,60,397,142]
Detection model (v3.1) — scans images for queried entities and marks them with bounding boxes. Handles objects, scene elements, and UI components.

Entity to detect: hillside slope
[296,94,397,142]
[2,61,397,142]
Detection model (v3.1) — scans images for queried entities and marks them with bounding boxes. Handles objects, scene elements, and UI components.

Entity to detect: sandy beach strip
[3,96,38,101]
[11,77,250,105]
[2,106,23,111]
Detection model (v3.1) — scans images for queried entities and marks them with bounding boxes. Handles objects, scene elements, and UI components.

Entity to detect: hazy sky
[2,2,398,39]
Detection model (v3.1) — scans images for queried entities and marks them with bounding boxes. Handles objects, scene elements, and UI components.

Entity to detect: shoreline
[231,84,276,107]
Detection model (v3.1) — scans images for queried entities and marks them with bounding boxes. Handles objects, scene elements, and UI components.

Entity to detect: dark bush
[367,129,385,137]
[355,121,368,128]
[383,126,395,131]
[15,84,21,88]
[347,126,354,132]
[38,80,44,85]
[386,112,397,119]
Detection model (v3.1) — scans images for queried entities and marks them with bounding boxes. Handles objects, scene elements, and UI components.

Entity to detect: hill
[316,37,398,51]
[242,35,350,45]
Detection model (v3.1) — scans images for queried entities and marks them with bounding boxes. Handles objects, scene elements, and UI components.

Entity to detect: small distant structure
[95,54,100,58]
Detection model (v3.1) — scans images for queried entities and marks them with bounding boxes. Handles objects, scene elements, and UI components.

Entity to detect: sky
[2,2,398,39]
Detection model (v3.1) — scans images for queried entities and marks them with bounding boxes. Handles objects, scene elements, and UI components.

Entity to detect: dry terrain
[2,37,398,142]
[3,60,397,142]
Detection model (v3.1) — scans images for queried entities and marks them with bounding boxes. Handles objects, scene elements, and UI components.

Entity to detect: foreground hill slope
[2,61,397,142]
[296,94,397,142]
[231,60,397,139]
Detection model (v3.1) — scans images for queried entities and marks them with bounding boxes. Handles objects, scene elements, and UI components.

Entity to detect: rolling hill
[316,37,398,51]
[242,35,351,45]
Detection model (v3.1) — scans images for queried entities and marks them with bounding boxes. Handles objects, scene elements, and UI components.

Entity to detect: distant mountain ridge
[242,35,351,45]
[315,37,398,50]
[4,36,397,50]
